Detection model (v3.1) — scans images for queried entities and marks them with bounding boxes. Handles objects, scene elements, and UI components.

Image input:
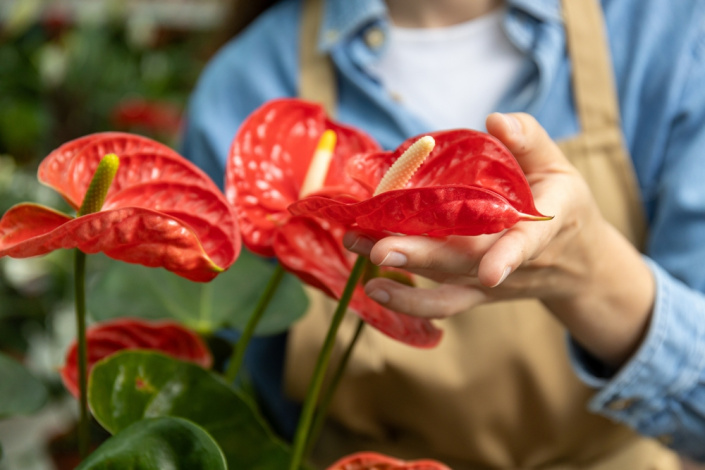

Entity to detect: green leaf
[76,416,227,470]
[0,352,47,418]
[88,350,309,470]
[87,249,308,335]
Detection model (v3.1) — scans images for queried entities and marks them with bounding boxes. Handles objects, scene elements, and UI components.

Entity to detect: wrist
[544,219,655,368]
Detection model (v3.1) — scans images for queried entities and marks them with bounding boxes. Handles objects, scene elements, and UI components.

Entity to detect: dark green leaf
[0,352,47,417]
[76,417,227,470]
[89,350,309,469]
[87,250,308,335]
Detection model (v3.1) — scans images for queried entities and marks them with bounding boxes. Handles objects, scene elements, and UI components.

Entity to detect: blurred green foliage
[0,6,216,355]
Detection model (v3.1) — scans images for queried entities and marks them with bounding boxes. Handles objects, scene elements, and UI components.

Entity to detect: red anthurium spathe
[289,129,551,237]
[327,452,452,470]
[226,99,442,348]
[0,132,240,282]
[60,318,212,398]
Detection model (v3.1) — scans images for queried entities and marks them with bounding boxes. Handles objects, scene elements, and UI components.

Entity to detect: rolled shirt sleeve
[569,257,705,461]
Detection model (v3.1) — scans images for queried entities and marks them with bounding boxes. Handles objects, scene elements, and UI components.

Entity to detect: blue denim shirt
[181,0,705,460]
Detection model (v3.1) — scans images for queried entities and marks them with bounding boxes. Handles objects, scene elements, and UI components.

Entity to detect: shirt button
[607,397,637,411]
[325,30,339,43]
[364,27,385,49]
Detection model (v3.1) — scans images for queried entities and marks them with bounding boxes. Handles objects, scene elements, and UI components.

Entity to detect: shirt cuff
[568,256,705,449]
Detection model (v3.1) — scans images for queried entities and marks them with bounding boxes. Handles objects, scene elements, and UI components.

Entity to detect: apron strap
[559,0,647,247]
[299,0,337,116]
[560,0,621,133]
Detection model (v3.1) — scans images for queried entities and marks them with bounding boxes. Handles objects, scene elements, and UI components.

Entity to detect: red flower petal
[0,203,73,249]
[273,217,441,347]
[291,186,545,237]
[346,129,542,216]
[0,205,227,282]
[104,181,241,270]
[327,452,452,470]
[39,132,218,210]
[60,318,212,398]
[226,98,378,256]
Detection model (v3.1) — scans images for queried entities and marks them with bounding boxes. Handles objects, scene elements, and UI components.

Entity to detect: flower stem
[304,318,365,459]
[74,249,89,458]
[224,263,286,383]
[288,256,368,470]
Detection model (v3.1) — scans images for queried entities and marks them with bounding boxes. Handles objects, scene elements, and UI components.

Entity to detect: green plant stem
[304,318,365,459]
[288,256,368,470]
[74,249,90,459]
[224,264,286,383]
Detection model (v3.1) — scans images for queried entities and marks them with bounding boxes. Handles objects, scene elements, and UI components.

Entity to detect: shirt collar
[318,0,563,52]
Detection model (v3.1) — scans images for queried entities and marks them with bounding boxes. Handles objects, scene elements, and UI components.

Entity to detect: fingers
[363,277,488,319]
[485,112,570,174]
[344,231,498,279]
[476,220,557,287]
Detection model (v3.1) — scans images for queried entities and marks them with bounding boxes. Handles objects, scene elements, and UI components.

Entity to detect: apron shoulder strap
[299,0,337,116]
[560,0,621,133]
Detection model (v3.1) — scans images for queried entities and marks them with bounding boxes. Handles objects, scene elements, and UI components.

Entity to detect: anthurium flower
[326,451,451,470]
[111,98,183,137]
[60,318,212,397]
[0,132,240,282]
[289,129,551,237]
[226,98,441,348]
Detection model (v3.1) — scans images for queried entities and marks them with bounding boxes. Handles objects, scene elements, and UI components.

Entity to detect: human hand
[345,113,654,366]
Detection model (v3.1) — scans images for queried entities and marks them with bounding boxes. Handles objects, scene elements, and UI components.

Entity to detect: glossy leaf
[327,452,452,470]
[61,318,212,398]
[75,417,227,470]
[88,350,310,469]
[0,352,48,417]
[87,249,308,335]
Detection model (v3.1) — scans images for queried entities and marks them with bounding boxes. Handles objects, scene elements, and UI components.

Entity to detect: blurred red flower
[111,99,183,137]
[327,451,451,470]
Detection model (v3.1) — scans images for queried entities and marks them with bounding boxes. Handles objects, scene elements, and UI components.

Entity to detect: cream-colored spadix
[374,136,435,196]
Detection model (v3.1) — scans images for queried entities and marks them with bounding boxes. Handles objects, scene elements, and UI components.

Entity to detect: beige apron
[286,0,679,468]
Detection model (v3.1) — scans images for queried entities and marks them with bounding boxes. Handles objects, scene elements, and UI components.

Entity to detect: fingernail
[501,113,521,135]
[492,266,512,287]
[367,289,390,304]
[379,251,407,267]
[343,233,375,254]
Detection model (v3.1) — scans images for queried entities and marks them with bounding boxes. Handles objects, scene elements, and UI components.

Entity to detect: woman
[182,0,705,467]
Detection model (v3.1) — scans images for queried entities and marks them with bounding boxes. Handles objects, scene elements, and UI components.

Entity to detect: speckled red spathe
[289,129,549,236]
[225,98,442,348]
[326,451,452,470]
[60,318,213,398]
[0,132,240,282]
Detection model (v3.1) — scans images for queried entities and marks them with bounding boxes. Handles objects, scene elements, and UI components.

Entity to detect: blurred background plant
[0,1,233,468]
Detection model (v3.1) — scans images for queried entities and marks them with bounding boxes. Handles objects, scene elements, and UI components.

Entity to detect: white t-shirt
[368,9,525,131]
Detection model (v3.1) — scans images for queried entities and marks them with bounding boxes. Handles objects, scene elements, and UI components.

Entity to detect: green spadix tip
[78,153,120,217]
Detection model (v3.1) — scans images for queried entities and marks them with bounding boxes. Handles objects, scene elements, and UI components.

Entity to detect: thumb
[485,112,569,174]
